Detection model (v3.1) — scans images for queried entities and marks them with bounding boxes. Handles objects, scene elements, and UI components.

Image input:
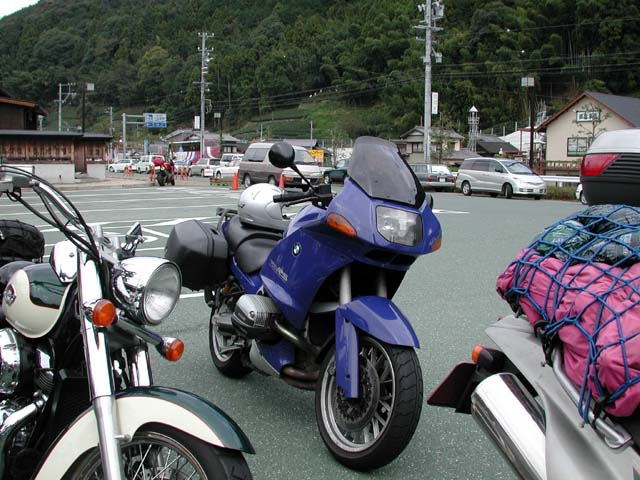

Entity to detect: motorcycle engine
[0,328,32,396]
[231,294,281,339]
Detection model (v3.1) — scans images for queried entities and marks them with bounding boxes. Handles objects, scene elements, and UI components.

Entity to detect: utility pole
[414,1,444,163]
[196,32,214,158]
[57,83,75,131]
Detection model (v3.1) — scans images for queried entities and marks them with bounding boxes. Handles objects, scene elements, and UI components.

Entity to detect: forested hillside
[0,0,638,139]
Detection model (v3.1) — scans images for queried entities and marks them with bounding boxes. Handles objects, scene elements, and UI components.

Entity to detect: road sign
[144,113,167,128]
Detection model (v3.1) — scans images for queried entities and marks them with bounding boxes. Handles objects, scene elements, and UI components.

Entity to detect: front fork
[78,252,125,480]
[335,266,387,398]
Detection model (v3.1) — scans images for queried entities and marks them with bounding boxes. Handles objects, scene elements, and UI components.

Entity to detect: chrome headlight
[114,257,181,325]
[376,206,423,246]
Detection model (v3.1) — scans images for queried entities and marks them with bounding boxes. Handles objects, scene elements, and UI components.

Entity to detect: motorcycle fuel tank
[3,264,69,338]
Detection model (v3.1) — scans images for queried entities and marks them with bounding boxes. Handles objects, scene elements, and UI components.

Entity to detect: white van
[455,157,546,199]
[137,154,165,173]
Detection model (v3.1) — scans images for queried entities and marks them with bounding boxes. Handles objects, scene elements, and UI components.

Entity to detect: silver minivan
[456,157,546,199]
[238,142,322,189]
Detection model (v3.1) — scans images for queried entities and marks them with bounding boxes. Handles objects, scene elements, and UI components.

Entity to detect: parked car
[323,159,350,184]
[136,154,165,173]
[456,157,547,199]
[108,158,135,173]
[188,157,220,176]
[212,158,242,180]
[238,142,322,189]
[576,183,588,204]
[410,163,456,191]
[220,153,243,167]
[580,128,640,206]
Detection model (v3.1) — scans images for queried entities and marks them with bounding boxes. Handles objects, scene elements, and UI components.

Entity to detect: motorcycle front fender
[335,296,419,398]
[34,386,254,480]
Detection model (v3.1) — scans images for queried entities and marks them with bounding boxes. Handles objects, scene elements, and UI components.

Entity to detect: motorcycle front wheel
[65,424,252,480]
[315,336,423,471]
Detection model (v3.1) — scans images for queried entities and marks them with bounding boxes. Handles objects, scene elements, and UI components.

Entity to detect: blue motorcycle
[165,136,442,470]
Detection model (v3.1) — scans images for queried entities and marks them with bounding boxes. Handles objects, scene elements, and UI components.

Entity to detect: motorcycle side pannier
[164,220,229,290]
[0,219,45,267]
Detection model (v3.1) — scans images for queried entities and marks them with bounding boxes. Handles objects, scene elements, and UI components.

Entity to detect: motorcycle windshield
[348,136,425,208]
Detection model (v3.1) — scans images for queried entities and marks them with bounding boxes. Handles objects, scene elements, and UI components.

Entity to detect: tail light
[581,153,620,177]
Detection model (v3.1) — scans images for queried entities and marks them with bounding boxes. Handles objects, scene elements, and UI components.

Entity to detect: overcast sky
[0,0,39,19]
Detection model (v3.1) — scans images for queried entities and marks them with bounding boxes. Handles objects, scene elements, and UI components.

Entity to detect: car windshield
[504,161,535,175]
[349,136,425,207]
[430,165,450,174]
[294,149,317,165]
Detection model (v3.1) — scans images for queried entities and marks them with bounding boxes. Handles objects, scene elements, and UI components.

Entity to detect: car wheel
[188,169,193,177]
[503,183,513,199]
[580,191,588,205]
[215,171,222,180]
[461,181,472,196]
[108,167,115,173]
[268,176,277,186]
[243,175,252,188]
[324,173,331,184]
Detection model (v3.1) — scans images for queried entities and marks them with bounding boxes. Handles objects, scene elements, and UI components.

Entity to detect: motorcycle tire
[157,174,166,187]
[171,177,176,186]
[315,336,423,471]
[209,311,251,378]
[64,423,252,480]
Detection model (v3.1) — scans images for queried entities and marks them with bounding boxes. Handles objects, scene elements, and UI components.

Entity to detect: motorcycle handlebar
[273,191,313,203]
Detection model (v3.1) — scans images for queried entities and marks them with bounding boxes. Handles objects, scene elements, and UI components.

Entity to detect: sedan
[188,157,220,176]
[108,158,135,173]
[410,163,456,191]
[323,159,350,184]
[211,159,241,180]
[580,128,640,206]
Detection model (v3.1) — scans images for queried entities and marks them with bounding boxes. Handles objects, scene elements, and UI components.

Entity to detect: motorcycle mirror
[268,142,295,169]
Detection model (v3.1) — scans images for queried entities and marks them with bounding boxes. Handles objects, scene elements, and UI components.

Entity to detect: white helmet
[238,184,289,231]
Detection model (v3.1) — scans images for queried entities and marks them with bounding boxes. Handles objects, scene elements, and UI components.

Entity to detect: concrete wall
[32,163,76,183]
[87,163,106,180]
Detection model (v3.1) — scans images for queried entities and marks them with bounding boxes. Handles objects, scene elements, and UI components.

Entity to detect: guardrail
[541,175,580,187]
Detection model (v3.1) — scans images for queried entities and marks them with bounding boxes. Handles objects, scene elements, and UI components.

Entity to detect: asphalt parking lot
[0,183,584,479]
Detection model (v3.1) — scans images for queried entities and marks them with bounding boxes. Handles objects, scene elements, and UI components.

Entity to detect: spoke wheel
[315,336,422,470]
[67,424,251,480]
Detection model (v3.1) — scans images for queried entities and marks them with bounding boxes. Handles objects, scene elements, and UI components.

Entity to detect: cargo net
[496,204,640,420]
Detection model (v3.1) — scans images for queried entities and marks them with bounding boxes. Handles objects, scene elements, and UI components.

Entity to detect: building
[164,128,244,164]
[474,134,520,159]
[536,91,640,174]
[395,126,473,166]
[0,88,111,182]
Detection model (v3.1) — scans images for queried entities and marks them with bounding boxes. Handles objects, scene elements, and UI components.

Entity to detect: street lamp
[521,76,535,169]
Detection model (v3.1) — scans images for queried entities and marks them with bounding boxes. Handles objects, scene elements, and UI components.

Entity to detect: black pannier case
[0,219,45,267]
[164,220,229,290]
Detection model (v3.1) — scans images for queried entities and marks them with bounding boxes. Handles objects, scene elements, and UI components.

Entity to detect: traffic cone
[231,171,239,190]
[278,173,284,188]
[150,166,156,183]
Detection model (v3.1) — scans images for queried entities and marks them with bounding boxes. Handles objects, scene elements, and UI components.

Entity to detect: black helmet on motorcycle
[238,184,289,231]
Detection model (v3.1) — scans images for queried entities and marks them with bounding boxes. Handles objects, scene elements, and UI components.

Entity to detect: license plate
[438,178,445,183]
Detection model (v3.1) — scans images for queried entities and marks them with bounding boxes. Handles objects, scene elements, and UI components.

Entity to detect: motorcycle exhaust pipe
[470,373,546,480]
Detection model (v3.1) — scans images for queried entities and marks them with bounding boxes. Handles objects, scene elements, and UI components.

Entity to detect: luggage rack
[552,348,632,449]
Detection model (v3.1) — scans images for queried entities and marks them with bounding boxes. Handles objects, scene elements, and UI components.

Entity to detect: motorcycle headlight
[376,206,423,246]
[114,257,181,325]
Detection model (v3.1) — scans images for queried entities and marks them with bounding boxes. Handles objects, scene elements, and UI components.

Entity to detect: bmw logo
[292,242,301,257]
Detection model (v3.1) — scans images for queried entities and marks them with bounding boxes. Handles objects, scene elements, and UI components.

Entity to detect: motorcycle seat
[224,216,281,274]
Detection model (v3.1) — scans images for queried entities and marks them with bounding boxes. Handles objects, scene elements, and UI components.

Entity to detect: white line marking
[180,292,204,299]
[141,227,170,238]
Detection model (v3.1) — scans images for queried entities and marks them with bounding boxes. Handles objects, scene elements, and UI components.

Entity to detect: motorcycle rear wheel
[315,336,423,470]
[65,423,251,480]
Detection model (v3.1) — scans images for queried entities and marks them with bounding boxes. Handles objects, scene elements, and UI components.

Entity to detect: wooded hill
[0,0,638,141]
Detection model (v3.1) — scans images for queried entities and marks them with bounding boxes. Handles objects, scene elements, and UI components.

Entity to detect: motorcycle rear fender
[335,296,419,398]
[34,386,254,480]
